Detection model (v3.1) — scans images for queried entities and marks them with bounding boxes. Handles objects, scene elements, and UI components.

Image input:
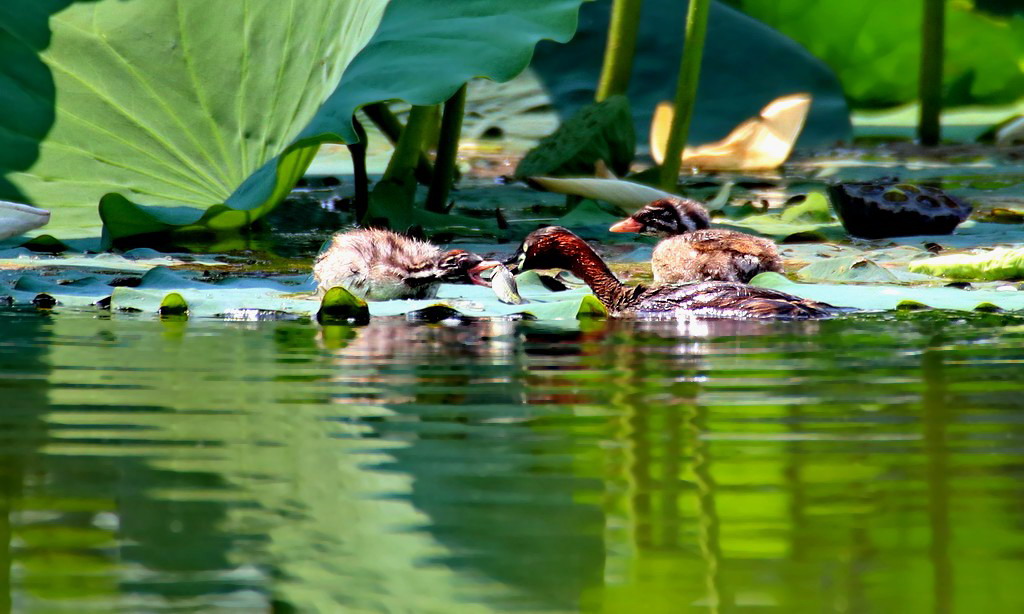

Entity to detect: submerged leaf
[651,94,811,171]
[907,248,1024,281]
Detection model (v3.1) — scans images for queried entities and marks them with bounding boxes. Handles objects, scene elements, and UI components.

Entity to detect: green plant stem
[383,105,433,182]
[659,0,711,191]
[918,0,945,146]
[346,116,369,222]
[362,103,434,183]
[596,0,644,101]
[425,84,467,213]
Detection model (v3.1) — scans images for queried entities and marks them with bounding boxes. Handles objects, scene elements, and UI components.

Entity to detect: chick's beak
[609,218,643,233]
[467,260,501,287]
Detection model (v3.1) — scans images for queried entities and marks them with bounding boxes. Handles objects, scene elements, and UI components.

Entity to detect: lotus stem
[383,105,432,183]
[596,0,644,101]
[658,0,711,191]
[426,84,467,213]
[918,0,945,146]
[363,102,434,183]
[347,116,369,222]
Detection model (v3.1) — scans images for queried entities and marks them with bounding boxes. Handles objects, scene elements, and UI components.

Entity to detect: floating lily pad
[796,255,937,283]
[0,249,227,273]
[751,272,1024,312]
[907,247,1024,281]
[722,193,845,241]
[1,266,605,320]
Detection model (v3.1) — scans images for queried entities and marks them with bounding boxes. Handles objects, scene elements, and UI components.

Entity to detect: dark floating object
[828,180,971,239]
[109,276,143,288]
[32,293,57,308]
[405,304,473,324]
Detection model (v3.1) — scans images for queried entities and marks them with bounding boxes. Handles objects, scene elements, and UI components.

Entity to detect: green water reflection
[1,310,1024,612]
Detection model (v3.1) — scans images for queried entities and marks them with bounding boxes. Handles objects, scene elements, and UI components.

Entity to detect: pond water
[2,309,1024,613]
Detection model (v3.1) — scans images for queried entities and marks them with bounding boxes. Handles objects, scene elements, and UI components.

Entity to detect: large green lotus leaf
[751,272,1024,312]
[530,0,851,148]
[727,0,1024,108]
[301,0,586,143]
[0,1,389,248]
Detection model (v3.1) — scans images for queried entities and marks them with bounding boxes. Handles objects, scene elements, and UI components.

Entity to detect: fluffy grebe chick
[314,228,498,300]
[610,197,783,283]
[510,226,834,319]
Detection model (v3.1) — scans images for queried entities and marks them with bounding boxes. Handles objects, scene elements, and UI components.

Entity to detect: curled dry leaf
[652,93,811,171]
[0,201,50,240]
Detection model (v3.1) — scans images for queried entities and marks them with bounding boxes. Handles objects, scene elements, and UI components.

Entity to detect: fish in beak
[467,260,502,287]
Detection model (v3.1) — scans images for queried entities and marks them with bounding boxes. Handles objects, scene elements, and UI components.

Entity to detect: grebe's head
[507,226,592,273]
[609,197,710,237]
[436,250,500,286]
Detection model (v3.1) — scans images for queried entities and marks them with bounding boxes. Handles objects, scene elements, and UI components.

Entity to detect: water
[2,309,1024,613]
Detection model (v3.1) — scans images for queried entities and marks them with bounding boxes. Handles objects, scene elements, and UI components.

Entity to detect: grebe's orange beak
[608,218,643,233]
[467,260,501,287]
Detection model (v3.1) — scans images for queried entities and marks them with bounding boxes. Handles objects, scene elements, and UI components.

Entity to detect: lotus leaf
[1,0,588,247]
[0,1,389,248]
[302,0,586,143]
[907,247,1024,281]
[530,0,851,147]
[728,0,1024,108]
[751,272,1024,312]
[1,266,605,320]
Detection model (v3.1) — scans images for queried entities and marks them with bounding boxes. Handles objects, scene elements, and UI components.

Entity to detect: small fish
[490,264,527,305]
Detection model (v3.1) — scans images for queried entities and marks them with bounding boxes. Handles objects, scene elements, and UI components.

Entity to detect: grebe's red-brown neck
[512,226,632,307]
